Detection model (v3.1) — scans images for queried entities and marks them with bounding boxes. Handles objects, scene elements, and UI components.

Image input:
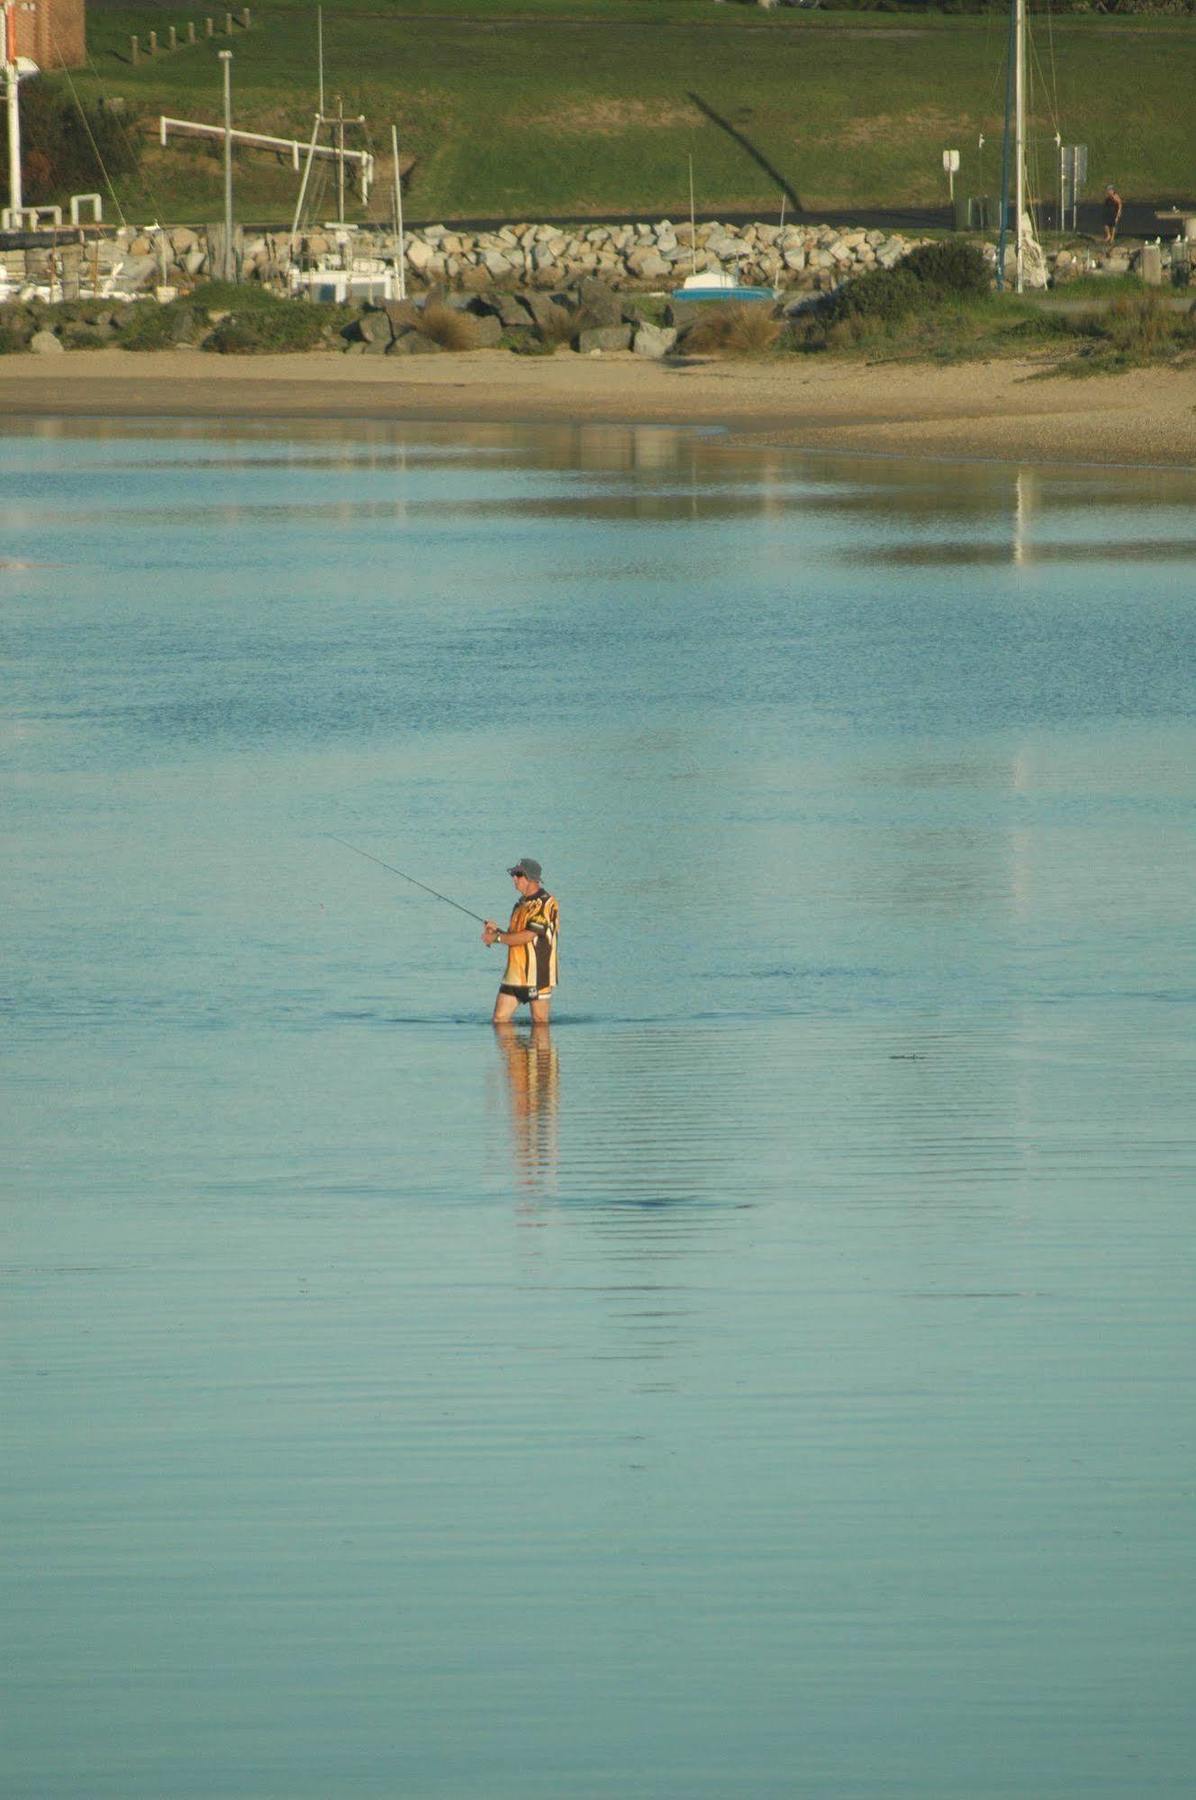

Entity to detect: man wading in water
[483,858,560,1024]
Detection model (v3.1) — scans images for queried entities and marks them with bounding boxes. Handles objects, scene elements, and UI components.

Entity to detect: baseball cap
[508,857,542,881]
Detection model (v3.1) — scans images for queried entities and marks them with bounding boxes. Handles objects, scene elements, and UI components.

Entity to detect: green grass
[55,3,1196,224]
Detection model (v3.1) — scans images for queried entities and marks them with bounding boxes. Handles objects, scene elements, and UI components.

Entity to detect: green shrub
[205,303,332,354]
[822,267,924,324]
[0,321,28,354]
[118,300,199,350]
[898,240,992,298]
[505,331,553,355]
[187,280,290,312]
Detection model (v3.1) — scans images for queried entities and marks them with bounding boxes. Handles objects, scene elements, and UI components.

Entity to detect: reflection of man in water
[493,1018,559,1190]
[482,858,559,1025]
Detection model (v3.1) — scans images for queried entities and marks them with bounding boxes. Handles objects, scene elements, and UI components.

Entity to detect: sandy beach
[2,347,1194,468]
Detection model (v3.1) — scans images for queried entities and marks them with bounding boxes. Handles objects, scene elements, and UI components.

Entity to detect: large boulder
[626,248,669,282]
[388,330,444,356]
[521,291,573,333]
[405,237,435,273]
[471,313,504,348]
[384,299,422,333]
[29,329,64,354]
[632,322,677,359]
[482,291,534,329]
[575,324,632,353]
[357,309,393,346]
[116,255,158,290]
[575,277,623,326]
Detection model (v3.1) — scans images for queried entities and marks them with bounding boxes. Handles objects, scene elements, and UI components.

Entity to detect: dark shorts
[499,983,551,1005]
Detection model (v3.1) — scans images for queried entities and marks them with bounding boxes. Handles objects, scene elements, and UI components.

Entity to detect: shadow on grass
[686,92,800,213]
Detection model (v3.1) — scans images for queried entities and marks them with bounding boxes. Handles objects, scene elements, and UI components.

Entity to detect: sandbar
[2,348,1194,469]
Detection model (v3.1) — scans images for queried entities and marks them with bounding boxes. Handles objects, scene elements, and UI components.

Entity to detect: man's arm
[482,923,537,947]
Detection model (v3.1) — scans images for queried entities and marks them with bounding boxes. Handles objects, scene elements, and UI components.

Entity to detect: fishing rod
[327,834,488,924]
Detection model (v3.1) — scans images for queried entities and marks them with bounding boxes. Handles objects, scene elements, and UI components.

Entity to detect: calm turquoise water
[3,419,1194,1798]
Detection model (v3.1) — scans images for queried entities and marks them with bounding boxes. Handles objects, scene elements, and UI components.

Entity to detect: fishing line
[327,834,489,923]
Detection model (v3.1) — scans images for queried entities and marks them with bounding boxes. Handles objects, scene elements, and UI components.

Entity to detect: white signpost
[942,148,961,205]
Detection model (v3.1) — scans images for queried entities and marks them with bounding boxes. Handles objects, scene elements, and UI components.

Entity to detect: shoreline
[2,349,1195,469]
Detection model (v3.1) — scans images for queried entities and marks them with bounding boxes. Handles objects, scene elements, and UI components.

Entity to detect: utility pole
[218,48,234,279]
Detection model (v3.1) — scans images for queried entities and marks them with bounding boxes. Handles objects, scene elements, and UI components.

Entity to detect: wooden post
[225,12,233,34]
[187,21,196,43]
[240,7,251,27]
[148,29,158,55]
[130,33,139,64]
[168,25,177,49]
[205,17,214,38]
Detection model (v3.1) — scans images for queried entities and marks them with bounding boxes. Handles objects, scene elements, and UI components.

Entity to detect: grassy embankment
[66,1,1196,225]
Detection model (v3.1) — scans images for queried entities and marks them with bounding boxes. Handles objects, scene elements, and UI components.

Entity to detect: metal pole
[316,4,324,116]
[391,123,406,300]
[218,49,234,280]
[1014,0,1025,293]
[289,112,321,257]
[1057,133,1064,238]
[335,95,345,225]
[4,1,23,218]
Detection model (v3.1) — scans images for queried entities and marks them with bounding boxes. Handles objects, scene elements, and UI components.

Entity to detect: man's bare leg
[492,989,520,1025]
[529,997,551,1026]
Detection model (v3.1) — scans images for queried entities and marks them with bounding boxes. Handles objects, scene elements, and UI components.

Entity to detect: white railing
[1,204,63,230]
[159,115,374,198]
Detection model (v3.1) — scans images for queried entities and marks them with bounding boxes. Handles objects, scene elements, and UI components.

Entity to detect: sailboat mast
[688,154,697,280]
[1014,0,1025,294]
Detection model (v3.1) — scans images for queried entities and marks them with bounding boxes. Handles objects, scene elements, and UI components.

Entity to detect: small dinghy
[670,269,778,304]
[670,161,779,304]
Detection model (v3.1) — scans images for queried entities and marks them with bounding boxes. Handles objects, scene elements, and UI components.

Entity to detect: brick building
[12,0,86,70]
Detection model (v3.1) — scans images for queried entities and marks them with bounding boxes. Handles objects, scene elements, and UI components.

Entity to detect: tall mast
[4,0,23,218]
[1014,0,1025,294]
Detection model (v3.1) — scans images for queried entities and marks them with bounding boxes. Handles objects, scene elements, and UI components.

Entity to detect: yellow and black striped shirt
[503,889,559,994]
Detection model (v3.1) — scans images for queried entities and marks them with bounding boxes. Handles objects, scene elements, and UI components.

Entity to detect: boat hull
[670,284,777,303]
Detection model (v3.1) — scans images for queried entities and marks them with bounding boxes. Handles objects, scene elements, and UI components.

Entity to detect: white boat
[671,268,777,304]
[670,161,779,304]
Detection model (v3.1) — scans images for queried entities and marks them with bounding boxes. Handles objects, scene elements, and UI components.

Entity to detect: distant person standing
[483,858,559,1025]
[1103,184,1123,247]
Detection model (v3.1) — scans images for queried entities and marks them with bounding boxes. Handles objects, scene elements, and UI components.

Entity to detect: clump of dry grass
[680,302,781,357]
[417,301,482,351]
[1104,290,1174,356]
[1062,289,1196,372]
